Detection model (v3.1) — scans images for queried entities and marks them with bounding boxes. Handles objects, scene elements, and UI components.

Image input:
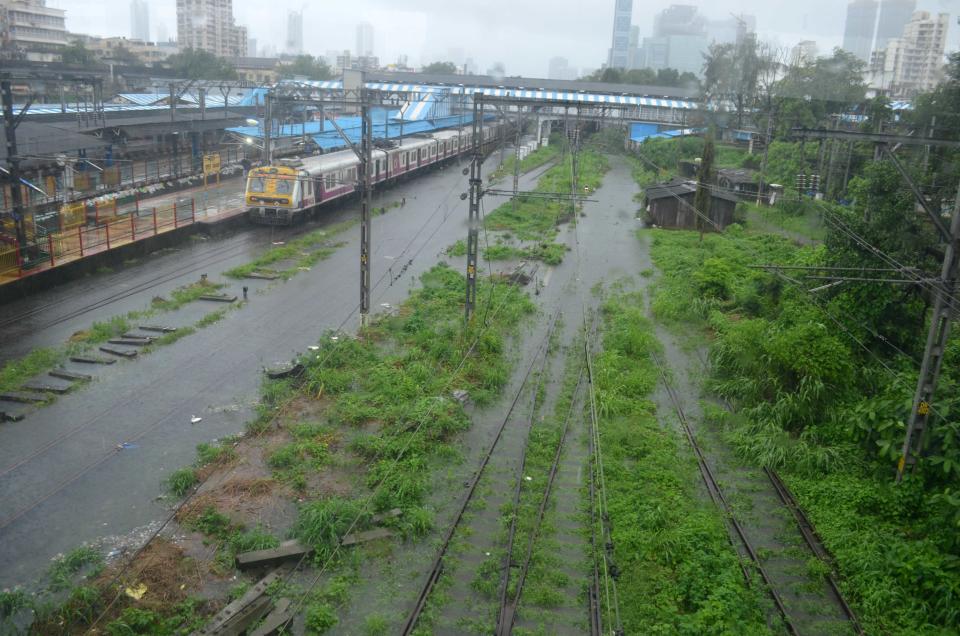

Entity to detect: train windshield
[248,177,265,193]
[275,178,293,194]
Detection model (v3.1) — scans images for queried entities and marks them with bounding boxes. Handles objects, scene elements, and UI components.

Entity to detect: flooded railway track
[650,347,863,636]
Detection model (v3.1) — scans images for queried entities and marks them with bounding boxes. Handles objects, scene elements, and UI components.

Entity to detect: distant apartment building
[84,36,179,65]
[286,8,303,55]
[548,56,577,81]
[0,0,67,57]
[790,40,819,66]
[130,0,149,42]
[176,0,247,58]
[234,57,280,84]
[335,50,378,71]
[842,0,880,62]
[607,0,632,69]
[869,11,949,97]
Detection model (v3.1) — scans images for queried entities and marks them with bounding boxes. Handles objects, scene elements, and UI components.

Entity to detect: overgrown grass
[591,292,770,633]
[47,546,104,592]
[267,423,333,491]
[484,150,608,241]
[490,139,563,182]
[267,265,532,574]
[646,225,960,633]
[224,220,356,279]
[0,347,64,394]
[482,242,567,266]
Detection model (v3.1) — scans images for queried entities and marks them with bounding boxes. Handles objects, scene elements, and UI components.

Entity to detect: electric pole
[465,94,483,324]
[359,90,373,327]
[1,79,29,258]
[898,181,960,481]
[263,91,273,165]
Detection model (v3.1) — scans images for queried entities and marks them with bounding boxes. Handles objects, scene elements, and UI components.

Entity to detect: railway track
[494,358,588,634]
[400,310,560,635]
[650,351,864,635]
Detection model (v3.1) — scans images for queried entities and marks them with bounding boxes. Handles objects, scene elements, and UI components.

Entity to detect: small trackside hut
[644,178,739,231]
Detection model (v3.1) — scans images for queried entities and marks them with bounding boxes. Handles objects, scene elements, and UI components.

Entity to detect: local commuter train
[244,123,505,225]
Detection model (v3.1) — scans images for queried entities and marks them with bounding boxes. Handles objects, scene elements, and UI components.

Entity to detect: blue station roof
[629,122,704,143]
[227,109,487,153]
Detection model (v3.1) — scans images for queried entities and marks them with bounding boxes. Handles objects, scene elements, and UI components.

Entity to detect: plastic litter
[190,416,202,424]
[124,583,147,600]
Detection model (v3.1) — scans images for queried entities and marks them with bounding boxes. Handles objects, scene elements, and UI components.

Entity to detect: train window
[325,173,336,189]
[249,177,265,193]
[275,178,292,194]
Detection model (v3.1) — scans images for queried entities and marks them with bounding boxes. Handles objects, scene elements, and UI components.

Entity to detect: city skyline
[43,0,959,76]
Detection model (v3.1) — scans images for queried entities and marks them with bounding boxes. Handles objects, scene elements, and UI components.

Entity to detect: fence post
[192,198,196,223]
[78,225,84,257]
[131,212,136,240]
[106,222,111,250]
[15,242,22,277]
[135,190,140,215]
[153,207,158,235]
[95,200,100,225]
[174,202,178,228]
[48,235,55,267]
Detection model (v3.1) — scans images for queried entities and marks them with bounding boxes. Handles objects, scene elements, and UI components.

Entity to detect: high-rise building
[842,0,880,63]
[607,0,632,69]
[0,0,67,52]
[706,13,756,45]
[356,21,374,57]
[247,36,257,57]
[286,8,303,55]
[176,0,247,58]
[130,0,149,42]
[548,56,577,80]
[639,4,709,76]
[869,11,949,96]
[875,0,916,52]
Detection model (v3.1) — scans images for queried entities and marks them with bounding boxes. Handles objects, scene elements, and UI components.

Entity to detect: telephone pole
[898,182,960,480]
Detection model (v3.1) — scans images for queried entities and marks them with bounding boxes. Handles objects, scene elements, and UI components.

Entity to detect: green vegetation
[591,292,770,632]
[0,347,64,395]
[445,239,466,257]
[646,224,960,633]
[280,265,533,567]
[490,140,563,182]
[282,54,334,81]
[165,439,237,497]
[485,150,608,241]
[165,47,237,80]
[267,423,332,491]
[482,242,567,266]
[48,546,104,592]
[224,220,355,279]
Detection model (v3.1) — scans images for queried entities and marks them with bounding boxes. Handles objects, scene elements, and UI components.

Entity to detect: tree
[165,48,237,80]
[110,45,142,67]
[773,48,866,135]
[693,134,715,242]
[61,40,95,67]
[580,66,699,90]
[282,55,333,81]
[421,61,458,74]
[702,34,762,128]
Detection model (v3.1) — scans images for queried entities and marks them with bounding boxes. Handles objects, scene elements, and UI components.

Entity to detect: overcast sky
[47,0,960,77]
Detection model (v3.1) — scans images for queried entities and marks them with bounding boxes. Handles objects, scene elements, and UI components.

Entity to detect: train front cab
[245,166,300,225]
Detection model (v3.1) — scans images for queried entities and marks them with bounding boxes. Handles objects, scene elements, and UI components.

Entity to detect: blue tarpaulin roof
[227,109,483,152]
[629,122,703,143]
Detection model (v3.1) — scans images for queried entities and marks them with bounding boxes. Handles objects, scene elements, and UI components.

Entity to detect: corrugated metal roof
[115,93,169,106]
[280,79,699,109]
